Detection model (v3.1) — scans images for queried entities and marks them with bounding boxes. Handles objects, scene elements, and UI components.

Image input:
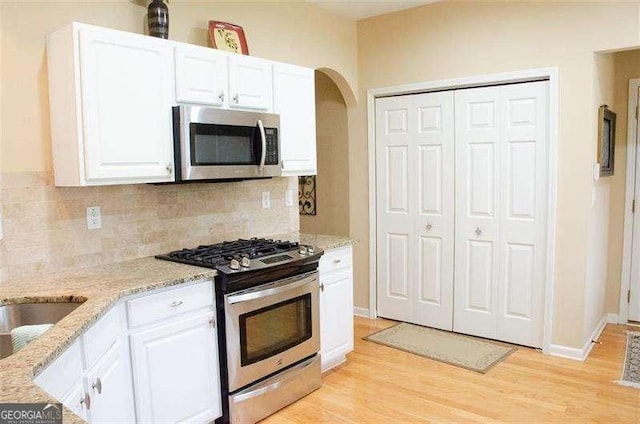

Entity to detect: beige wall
[355,1,640,348]
[584,52,615,341]
[606,49,640,313]
[0,1,358,281]
[300,71,350,236]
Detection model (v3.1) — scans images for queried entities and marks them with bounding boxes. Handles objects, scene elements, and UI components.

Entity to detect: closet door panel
[413,92,455,330]
[376,96,415,322]
[497,81,548,348]
[453,86,500,339]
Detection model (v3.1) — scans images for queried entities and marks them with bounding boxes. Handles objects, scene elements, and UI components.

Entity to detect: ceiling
[306,0,443,20]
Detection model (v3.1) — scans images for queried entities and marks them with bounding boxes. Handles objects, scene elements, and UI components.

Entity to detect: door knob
[426,222,433,230]
[80,393,91,410]
[475,227,483,236]
[218,91,225,102]
[233,94,239,104]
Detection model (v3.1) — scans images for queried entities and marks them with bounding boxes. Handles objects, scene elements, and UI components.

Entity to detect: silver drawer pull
[92,377,102,394]
[333,259,342,264]
[170,300,183,308]
[319,283,325,292]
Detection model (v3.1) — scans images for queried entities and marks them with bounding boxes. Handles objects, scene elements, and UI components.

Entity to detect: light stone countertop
[0,232,355,422]
[274,232,358,251]
[0,257,217,422]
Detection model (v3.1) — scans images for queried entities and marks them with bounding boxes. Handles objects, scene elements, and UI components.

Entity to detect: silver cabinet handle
[233,94,239,104]
[319,282,325,292]
[170,300,183,308]
[92,377,102,394]
[209,318,216,327]
[80,393,91,410]
[166,162,173,174]
[475,227,483,236]
[333,259,342,264]
[218,91,225,102]
[426,222,433,230]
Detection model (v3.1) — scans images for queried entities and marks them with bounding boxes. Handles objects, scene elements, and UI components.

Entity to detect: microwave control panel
[265,128,279,165]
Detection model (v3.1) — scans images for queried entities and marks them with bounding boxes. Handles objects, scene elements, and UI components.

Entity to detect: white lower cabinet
[130,311,221,424]
[34,280,221,424]
[85,338,136,423]
[319,246,354,372]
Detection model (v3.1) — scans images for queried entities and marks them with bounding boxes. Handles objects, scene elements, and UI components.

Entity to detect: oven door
[224,271,319,392]
[177,105,281,180]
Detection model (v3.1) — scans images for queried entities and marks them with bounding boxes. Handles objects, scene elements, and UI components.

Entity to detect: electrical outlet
[285,189,294,207]
[261,192,271,209]
[86,206,102,230]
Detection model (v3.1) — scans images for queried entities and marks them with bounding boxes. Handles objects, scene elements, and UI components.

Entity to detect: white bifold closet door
[375,91,455,331]
[375,80,548,348]
[453,81,548,348]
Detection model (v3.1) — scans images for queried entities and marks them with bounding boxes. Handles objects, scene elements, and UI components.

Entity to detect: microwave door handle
[257,119,266,172]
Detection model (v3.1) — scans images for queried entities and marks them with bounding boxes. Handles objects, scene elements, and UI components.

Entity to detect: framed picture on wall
[208,21,249,55]
[598,105,616,176]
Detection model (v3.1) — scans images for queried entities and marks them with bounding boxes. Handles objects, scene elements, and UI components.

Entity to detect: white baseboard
[606,313,619,324]
[549,314,608,361]
[353,306,370,318]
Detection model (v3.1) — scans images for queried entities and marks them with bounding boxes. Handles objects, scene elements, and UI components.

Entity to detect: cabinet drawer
[83,303,124,368]
[319,246,352,274]
[126,281,214,328]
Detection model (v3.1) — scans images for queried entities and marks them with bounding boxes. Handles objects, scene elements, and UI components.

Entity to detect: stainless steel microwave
[172,105,281,181]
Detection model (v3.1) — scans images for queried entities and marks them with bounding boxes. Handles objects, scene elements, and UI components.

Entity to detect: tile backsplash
[0,171,299,283]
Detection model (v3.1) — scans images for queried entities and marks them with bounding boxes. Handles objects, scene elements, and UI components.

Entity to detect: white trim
[620,78,640,324]
[607,313,619,324]
[366,67,559,351]
[353,306,370,318]
[367,91,378,320]
[549,314,608,361]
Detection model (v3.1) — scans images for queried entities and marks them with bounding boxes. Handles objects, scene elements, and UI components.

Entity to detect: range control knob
[240,257,251,268]
[229,259,240,270]
[298,248,307,256]
[306,246,315,254]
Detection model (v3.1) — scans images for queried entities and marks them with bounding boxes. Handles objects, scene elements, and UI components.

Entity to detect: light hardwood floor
[264,317,639,423]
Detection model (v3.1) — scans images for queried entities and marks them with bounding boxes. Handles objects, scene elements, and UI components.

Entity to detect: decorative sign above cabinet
[46,22,317,187]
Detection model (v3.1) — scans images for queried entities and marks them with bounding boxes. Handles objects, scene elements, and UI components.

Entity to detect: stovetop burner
[155,238,318,276]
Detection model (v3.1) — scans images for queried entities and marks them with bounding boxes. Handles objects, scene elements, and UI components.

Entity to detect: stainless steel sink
[0,302,82,359]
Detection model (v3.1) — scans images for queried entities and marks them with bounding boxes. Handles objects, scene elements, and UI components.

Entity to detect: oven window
[239,294,312,366]
[190,123,258,165]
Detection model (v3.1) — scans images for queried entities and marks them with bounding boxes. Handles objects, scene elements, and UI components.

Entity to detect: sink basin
[0,302,82,359]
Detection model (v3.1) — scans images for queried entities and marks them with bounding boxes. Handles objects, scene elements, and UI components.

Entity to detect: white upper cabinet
[273,63,317,176]
[48,23,175,186]
[228,55,273,111]
[175,43,228,106]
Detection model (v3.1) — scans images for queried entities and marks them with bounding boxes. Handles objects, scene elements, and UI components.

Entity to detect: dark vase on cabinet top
[148,0,169,39]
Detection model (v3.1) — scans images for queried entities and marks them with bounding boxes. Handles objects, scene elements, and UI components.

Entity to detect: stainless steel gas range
[156,238,323,424]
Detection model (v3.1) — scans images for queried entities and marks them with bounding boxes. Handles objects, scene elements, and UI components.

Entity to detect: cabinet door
[228,55,272,111]
[273,64,317,176]
[85,338,136,424]
[320,268,353,372]
[130,312,222,423]
[175,44,228,106]
[59,381,89,422]
[79,26,175,184]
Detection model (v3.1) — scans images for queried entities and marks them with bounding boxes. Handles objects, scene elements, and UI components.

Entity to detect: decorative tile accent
[298,175,316,215]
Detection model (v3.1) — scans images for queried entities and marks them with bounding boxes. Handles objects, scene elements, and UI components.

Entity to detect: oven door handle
[226,275,314,305]
[232,356,317,402]
[257,119,266,172]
